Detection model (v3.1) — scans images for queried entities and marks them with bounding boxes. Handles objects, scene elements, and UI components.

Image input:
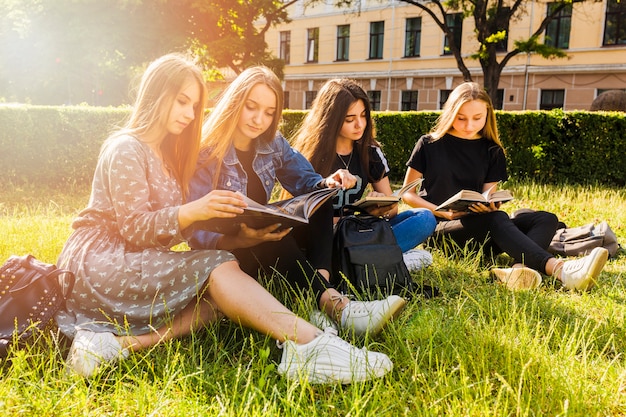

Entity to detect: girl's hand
[233,223,293,248]
[468,201,501,214]
[367,202,398,218]
[326,169,357,189]
[195,190,247,220]
[436,210,469,220]
[179,190,247,230]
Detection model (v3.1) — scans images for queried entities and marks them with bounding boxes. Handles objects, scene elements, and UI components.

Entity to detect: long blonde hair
[431,82,502,149]
[200,66,284,186]
[111,52,207,200]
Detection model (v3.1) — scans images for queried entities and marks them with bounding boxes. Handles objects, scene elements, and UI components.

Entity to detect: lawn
[0,180,625,416]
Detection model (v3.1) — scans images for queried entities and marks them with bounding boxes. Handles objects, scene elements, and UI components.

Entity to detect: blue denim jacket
[188,132,323,249]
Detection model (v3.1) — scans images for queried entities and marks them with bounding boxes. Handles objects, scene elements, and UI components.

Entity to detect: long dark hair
[292,79,380,181]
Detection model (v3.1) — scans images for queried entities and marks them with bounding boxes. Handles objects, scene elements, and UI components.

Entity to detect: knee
[535,211,560,232]
[422,210,437,233]
[482,210,511,228]
[414,208,437,223]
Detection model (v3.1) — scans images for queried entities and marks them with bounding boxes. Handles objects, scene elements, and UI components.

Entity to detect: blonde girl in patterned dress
[58,53,392,384]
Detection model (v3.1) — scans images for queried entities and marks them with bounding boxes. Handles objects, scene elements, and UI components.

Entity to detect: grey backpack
[548,221,620,258]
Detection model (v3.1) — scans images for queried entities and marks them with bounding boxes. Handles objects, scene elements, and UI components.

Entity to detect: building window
[404,17,422,57]
[336,25,350,61]
[545,3,572,49]
[279,31,291,64]
[439,90,452,109]
[603,0,626,46]
[598,88,626,95]
[305,91,317,109]
[284,91,290,109]
[369,21,385,59]
[443,13,463,55]
[401,90,419,111]
[540,89,565,110]
[368,90,381,110]
[307,28,319,63]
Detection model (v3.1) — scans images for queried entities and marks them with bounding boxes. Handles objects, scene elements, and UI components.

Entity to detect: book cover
[195,188,339,235]
[352,178,423,209]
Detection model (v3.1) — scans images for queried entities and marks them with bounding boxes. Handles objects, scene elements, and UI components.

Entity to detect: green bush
[1,105,624,190]
[0,105,127,190]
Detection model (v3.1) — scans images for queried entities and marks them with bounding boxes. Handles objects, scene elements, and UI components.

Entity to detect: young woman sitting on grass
[188,66,406,337]
[56,53,392,384]
[401,81,609,291]
[290,78,437,273]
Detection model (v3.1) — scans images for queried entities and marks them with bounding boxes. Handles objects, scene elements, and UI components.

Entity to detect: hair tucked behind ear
[431,82,502,149]
[292,78,379,180]
[110,52,207,201]
[199,66,284,188]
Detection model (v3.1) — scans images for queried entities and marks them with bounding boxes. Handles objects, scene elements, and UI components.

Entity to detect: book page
[271,188,338,220]
[392,177,423,197]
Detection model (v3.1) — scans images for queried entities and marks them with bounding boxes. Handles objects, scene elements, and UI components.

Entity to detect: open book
[195,187,339,235]
[435,188,513,212]
[351,178,423,209]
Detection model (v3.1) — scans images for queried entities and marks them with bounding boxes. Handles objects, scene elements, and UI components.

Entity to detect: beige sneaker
[559,247,609,291]
[492,267,542,290]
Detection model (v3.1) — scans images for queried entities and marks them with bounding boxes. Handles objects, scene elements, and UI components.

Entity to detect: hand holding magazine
[195,187,339,235]
[351,178,424,209]
[435,187,513,212]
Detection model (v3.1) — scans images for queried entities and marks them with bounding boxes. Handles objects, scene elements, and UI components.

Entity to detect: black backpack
[331,209,412,298]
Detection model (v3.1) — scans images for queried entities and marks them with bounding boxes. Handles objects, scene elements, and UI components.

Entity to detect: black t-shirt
[406,133,508,206]
[330,145,389,214]
[236,148,267,204]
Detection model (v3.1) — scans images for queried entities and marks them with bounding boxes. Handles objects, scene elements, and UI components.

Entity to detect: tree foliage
[0,0,293,105]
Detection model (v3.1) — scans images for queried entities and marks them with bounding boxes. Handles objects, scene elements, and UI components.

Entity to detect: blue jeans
[389,208,437,253]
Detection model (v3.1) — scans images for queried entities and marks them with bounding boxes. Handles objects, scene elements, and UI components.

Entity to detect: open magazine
[351,177,424,209]
[195,187,339,235]
[435,187,513,212]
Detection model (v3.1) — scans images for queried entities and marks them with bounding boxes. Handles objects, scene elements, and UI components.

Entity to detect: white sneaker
[403,249,433,271]
[560,247,609,291]
[276,327,393,384]
[341,295,407,336]
[66,330,129,377]
[309,309,339,332]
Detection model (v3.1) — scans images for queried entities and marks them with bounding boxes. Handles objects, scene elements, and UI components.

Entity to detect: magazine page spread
[196,188,338,235]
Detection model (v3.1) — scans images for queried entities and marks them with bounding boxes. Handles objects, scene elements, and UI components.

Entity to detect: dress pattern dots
[55,135,235,337]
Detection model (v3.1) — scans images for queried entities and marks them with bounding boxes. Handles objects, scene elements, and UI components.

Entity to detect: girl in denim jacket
[189,67,406,336]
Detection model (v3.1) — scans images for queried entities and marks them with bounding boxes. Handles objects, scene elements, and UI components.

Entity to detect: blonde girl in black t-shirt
[402,82,608,291]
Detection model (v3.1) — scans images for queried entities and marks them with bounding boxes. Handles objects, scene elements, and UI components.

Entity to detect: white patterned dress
[55,135,235,338]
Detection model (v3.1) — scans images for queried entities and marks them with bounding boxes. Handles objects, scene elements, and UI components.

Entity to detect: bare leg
[119,261,319,351]
[545,257,565,281]
[119,292,223,350]
[204,261,320,343]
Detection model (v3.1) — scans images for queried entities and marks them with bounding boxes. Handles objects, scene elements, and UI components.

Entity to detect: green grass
[1,180,625,416]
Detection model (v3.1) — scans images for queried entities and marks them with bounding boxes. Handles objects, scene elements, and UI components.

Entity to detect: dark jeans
[434,210,559,273]
[232,201,334,305]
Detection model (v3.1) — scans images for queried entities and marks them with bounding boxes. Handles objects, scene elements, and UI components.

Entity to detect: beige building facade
[263,0,626,111]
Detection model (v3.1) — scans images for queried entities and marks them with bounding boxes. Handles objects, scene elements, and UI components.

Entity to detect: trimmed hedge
[0,105,128,190]
[1,105,624,190]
